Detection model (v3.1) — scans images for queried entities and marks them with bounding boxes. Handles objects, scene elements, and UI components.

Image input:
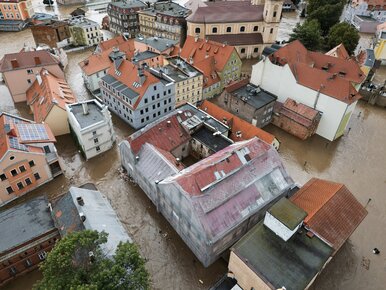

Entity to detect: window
[195,27,200,34]
[153,86,156,90]
[25,178,32,185]
[11,169,17,176]
[27,79,32,84]
[141,118,144,123]
[92,131,97,136]
[254,47,259,53]
[25,259,33,267]
[19,165,26,172]
[168,89,171,94]
[253,26,258,31]
[144,98,148,103]
[29,160,35,167]
[152,95,155,101]
[270,28,273,34]
[17,182,24,190]
[140,109,144,114]
[273,11,277,18]
[27,69,33,74]
[240,48,246,53]
[0,174,6,181]
[240,26,245,32]
[34,173,41,180]
[6,186,14,194]
[38,251,47,261]
[9,266,17,275]
[226,27,231,33]
[96,146,100,152]
[153,113,156,118]
[212,27,217,33]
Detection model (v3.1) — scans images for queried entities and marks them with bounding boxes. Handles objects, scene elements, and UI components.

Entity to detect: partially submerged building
[66,100,116,160]
[120,107,294,267]
[0,196,60,286]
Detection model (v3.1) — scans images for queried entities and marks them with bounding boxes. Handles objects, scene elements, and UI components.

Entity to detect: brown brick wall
[31,24,70,48]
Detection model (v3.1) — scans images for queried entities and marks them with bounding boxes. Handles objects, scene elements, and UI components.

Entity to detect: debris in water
[361,257,370,270]
[199,279,203,284]
[373,248,380,255]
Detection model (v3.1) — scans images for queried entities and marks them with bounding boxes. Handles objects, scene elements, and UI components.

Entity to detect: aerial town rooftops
[270,40,365,104]
[135,36,179,53]
[0,112,56,159]
[290,178,368,251]
[187,1,264,23]
[0,50,59,72]
[67,100,106,129]
[225,79,277,110]
[0,196,56,254]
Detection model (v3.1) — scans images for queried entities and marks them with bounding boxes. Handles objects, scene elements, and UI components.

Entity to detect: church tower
[262,0,283,44]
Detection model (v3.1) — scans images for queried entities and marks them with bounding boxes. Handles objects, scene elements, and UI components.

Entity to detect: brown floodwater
[1,4,386,290]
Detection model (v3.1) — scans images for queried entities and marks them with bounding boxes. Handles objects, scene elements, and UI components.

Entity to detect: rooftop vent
[79,212,86,222]
[167,120,171,127]
[82,102,89,115]
[76,196,84,206]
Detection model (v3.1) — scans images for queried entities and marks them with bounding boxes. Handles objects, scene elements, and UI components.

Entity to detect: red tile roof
[0,50,60,72]
[270,40,365,104]
[194,56,221,88]
[26,70,77,122]
[0,113,56,159]
[97,35,129,52]
[290,178,368,251]
[278,98,320,128]
[128,114,191,155]
[198,100,276,145]
[207,33,263,46]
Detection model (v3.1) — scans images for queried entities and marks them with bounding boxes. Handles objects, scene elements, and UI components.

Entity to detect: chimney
[82,102,89,115]
[84,59,89,65]
[76,196,84,206]
[189,56,193,65]
[10,59,19,69]
[166,120,171,127]
[34,56,41,65]
[194,34,199,42]
[79,212,86,222]
[35,73,42,85]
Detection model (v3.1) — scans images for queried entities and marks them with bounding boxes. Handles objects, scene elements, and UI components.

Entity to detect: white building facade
[66,100,116,160]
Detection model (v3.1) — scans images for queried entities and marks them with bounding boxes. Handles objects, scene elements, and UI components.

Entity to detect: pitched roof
[232,221,333,290]
[290,178,368,251]
[0,112,56,160]
[128,113,191,155]
[79,39,135,76]
[97,35,129,52]
[102,60,160,109]
[194,56,221,88]
[0,196,57,254]
[198,100,276,145]
[26,70,77,122]
[0,50,60,72]
[179,35,236,72]
[207,33,263,46]
[270,40,365,104]
[325,43,350,59]
[187,1,264,23]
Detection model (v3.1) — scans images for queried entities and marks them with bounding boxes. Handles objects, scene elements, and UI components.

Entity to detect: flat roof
[268,198,308,230]
[168,57,201,78]
[68,100,105,129]
[132,50,159,62]
[109,0,146,9]
[141,1,190,17]
[192,126,232,153]
[0,196,56,254]
[135,36,179,52]
[232,83,277,109]
[233,221,333,290]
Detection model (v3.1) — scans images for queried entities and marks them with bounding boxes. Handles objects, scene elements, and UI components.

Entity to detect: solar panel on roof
[9,137,28,151]
[17,124,49,141]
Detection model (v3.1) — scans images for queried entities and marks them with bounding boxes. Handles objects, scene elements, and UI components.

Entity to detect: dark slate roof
[109,0,146,9]
[232,221,333,290]
[230,83,277,110]
[132,50,159,62]
[192,126,232,153]
[268,198,307,230]
[101,74,139,100]
[135,36,179,53]
[364,49,376,68]
[52,192,85,237]
[207,33,263,46]
[0,196,56,253]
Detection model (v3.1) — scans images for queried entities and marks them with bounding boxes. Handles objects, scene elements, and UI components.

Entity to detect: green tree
[34,230,150,290]
[290,20,323,51]
[327,22,360,55]
[307,0,345,35]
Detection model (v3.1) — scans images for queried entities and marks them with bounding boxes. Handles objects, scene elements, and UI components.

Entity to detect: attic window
[338,71,346,76]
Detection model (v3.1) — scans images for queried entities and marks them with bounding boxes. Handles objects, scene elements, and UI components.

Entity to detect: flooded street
[1,3,386,290]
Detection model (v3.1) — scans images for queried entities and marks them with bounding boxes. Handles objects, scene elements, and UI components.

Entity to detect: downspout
[314,84,325,109]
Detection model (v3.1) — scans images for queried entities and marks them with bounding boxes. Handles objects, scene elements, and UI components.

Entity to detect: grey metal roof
[68,100,106,129]
[364,49,375,68]
[132,50,159,62]
[135,36,179,53]
[0,196,56,253]
[267,198,307,230]
[233,221,333,290]
[101,74,117,85]
[192,126,232,153]
[109,0,146,9]
[101,74,139,100]
[231,83,277,110]
[122,87,139,99]
[53,186,132,257]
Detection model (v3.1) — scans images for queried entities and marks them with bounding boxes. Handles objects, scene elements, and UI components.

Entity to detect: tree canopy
[33,230,150,290]
[327,22,360,55]
[307,0,345,35]
[290,20,324,51]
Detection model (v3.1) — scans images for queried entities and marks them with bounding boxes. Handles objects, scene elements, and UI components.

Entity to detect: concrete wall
[228,251,271,290]
[3,65,64,103]
[0,151,52,205]
[175,74,203,105]
[251,59,350,141]
[264,212,301,242]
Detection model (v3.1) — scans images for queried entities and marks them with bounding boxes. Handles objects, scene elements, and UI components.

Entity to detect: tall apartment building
[68,16,103,47]
[66,100,116,160]
[151,56,203,105]
[186,0,284,59]
[0,113,62,205]
[107,0,146,36]
[100,60,175,129]
[0,0,34,31]
[138,1,191,45]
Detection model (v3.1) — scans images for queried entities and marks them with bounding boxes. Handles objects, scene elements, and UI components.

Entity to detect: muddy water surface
[1,4,386,290]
